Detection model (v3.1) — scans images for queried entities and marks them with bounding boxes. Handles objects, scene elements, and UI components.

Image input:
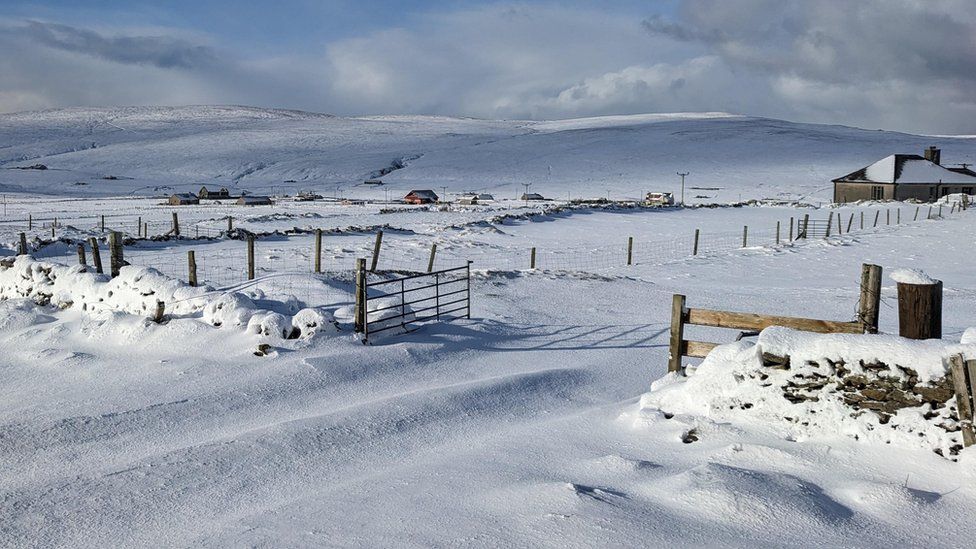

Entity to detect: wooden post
[370,230,383,272]
[886,209,890,225]
[152,300,165,323]
[927,206,932,219]
[314,229,322,273]
[28,214,32,230]
[825,211,833,238]
[100,215,105,231]
[51,225,55,239]
[354,258,366,333]
[668,294,687,373]
[188,250,197,287]
[530,247,536,269]
[108,231,123,277]
[76,243,86,265]
[144,222,148,238]
[627,236,634,265]
[742,225,748,248]
[172,212,180,236]
[871,210,878,227]
[847,212,854,232]
[247,235,255,280]
[137,216,141,236]
[775,221,780,244]
[692,229,700,255]
[89,237,103,274]
[896,278,942,340]
[858,263,882,334]
[949,355,976,447]
[939,204,943,218]
[897,209,901,224]
[802,214,810,238]
[914,206,920,221]
[860,211,864,230]
[427,243,437,272]
[227,216,233,232]
[18,232,27,255]
[788,217,794,241]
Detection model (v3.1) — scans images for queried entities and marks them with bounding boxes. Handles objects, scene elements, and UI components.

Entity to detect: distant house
[832,147,976,203]
[199,186,231,199]
[458,195,480,205]
[237,195,273,206]
[168,193,199,205]
[404,189,439,204]
[477,193,494,201]
[295,190,322,201]
[521,193,546,201]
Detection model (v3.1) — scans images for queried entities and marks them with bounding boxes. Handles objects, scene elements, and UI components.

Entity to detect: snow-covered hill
[3,106,975,202]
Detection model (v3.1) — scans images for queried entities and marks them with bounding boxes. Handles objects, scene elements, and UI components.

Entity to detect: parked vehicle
[645,192,675,206]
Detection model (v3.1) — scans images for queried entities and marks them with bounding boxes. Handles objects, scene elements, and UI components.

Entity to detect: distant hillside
[1,106,974,202]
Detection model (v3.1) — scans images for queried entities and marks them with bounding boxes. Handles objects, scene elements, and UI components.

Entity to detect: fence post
[886,209,890,225]
[627,236,634,265]
[89,237,103,274]
[108,231,123,277]
[427,243,437,272]
[949,355,976,447]
[873,210,880,227]
[668,294,687,373]
[775,221,780,244]
[847,212,854,232]
[858,263,882,334]
[530,247,536,269]
[370,230,383,272]
[788,217,794,241]
[692,228,700,255]
[927,206,932,219]
[172,212,180,236]
[896,277,942,340]
[100,215,105,231]
[152,300,165,323]
[18,232,27,255]
[802,214,810,238]
[137,216,141,236]
[914,206,920,221]
[860,211,864,230]
[314,229,322,273]
[354,258,366,333]
[939,204,943,218]
[51,225,55,239]
[227,216,233,233]
[466,261,472,319]
[77,243,86,266]
[247,235,255,280]
[144,222,148,238]
[188,250,197,287]
[741,225,748,248]
[28,214,32,231]
[897,209,901,224]
[825,212,833,238]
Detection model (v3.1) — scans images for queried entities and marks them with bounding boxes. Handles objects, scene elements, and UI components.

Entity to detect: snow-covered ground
[1,107,975,547]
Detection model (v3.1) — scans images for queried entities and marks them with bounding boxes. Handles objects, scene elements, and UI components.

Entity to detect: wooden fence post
[530,247,536,269]
[668,294,687,373]
[949,355,976,447]
[627,236,634,265]
[914,206,920,221]
[51,225,55,239]
[172,212,180,236]
[18,232,27,255]
[89,237,103,274]
[802,214,810,238]
[788,217,794,241]
[314,229,322,273]
[897,209,901,224]
[428,243,437,272]
[860,211,864,230]
[137,216,141,236]
[108,231,123,277]
[742,225,748,248]
[77,243,86,265]
[100,215,105,231]
[152,300,166,323]
[188,250,197,287]
[847,212,854,232]
[872,210,879,227]
[858,263,882,334]
[886,209,890,225]
[247,235,255,280]
[775,221,780,244]
[896,278,942,340]
[939,204,943,218]
[28,214,32,231]
[354,258,366,333]
[227,216,233,232]
[370,230,383,272]
[693,229,700,255]
[144,222,148,238]
[825,211,833,238]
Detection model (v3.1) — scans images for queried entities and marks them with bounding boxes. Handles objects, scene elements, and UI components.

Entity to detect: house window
[871,186,884,200]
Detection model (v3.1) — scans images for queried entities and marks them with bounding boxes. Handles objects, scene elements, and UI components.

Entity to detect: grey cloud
[17,20,219,69]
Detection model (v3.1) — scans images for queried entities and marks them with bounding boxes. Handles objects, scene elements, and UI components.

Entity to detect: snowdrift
[639,327,976,458]
[0,256,338,343]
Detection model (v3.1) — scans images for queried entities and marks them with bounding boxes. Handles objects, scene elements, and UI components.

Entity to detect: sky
[1,0,975,134]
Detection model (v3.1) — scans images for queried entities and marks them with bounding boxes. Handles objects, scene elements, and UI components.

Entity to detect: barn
[403,189,439,204]
[199,186,231,199]
[237,195,273,206]
[832,147,976,203]
[168,193,199,205]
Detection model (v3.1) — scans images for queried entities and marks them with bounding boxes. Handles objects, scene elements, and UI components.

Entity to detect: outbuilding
[404,189,439,204]
[521,192,546,201]
[168,193,199,205]
[199,186,231,199]
[237,195,273,206]
[832,147,976,203]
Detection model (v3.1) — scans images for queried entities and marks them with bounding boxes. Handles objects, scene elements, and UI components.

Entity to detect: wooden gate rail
[668,263,882,372]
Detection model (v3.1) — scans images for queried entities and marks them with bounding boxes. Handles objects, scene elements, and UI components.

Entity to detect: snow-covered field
[1,107,975,547]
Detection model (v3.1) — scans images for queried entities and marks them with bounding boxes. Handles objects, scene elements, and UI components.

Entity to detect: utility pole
[522,183,531,206]
[440,186,447,204]
[677,172,689,206]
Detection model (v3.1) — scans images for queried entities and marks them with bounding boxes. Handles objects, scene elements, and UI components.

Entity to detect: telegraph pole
[522,183,531,205]
[677,172,689,206]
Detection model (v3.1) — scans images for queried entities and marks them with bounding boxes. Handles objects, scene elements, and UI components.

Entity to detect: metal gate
[355,261,471,341]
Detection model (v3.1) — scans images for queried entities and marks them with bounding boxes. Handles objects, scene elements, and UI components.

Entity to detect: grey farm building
[833,147,976,203]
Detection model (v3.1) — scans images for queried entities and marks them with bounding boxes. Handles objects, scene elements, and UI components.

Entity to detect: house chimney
[924,146,941,165]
